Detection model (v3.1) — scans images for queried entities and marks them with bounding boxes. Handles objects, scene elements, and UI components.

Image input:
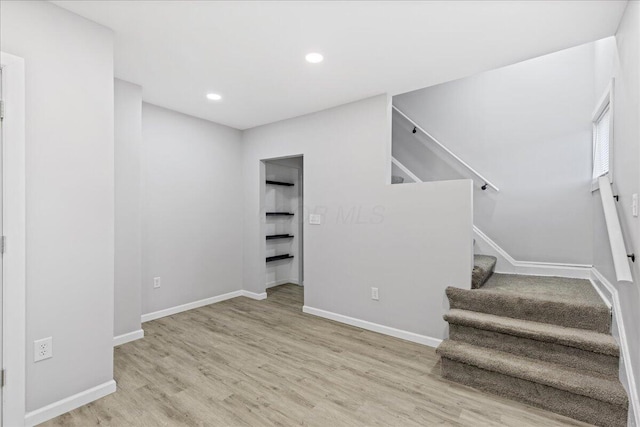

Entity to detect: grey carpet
[441,358,627,427]
[437,340,627,406]
[446,283,611,333]
[444,309,618,356]
[472,255,497,289]
[439,269,628,425]
[482,274,605,306]
[448,324,619,377]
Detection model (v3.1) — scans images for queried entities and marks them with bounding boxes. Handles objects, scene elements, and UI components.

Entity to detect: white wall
[393,42,596,266]
[141,104,243,316]
[243,95,473,340]
[0,0,115,412]
[592,2,640,406]
[115,79,142,338]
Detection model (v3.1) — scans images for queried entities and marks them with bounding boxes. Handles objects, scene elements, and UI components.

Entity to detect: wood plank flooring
[41,284,592,426]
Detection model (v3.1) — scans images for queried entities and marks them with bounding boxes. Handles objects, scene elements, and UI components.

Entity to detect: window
[592,105,611,179]
[592,80,614,189]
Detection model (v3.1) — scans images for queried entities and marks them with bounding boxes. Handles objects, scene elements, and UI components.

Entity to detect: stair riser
[449,324,619,377]
[447,289,611,333]
[472,255,497,289]
[441,358,627,427]
[471,269,493,289]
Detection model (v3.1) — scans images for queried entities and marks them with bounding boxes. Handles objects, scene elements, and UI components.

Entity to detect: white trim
[473,226,592,279]
[24,380,116,427]
[1,51,26,427]
[590,268,640,427]
[240,290,267,300]
[141,290,243,322]
[391,157,422,184]
[302,305,442,348]
[598,176,633,282]
[140,289,268,323]
[265,279,299,289]
[113,329,144,347]
[392,105,499,192]
[587,276,612,310]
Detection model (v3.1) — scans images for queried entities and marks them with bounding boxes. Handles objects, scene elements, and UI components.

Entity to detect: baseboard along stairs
[437,254,629,427]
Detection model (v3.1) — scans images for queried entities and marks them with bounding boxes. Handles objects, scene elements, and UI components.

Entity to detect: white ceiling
[53,1,627,130]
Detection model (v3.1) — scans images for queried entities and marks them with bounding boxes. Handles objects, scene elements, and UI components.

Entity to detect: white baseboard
[25,380,116,427]
[590,268,640,427]
[140,289,268,323]
[113,329,144,347]
[266,279,299,289]
[141,290,243,322]
[474,226,591,279]
[302,305,441,348]
[240,290,267,300]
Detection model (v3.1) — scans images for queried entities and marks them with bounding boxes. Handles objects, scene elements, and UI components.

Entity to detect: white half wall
[141,104,244,316]
[1,0,116,413]
[393,41,596,266]
[242,95,473,340]
[115,79,143,339]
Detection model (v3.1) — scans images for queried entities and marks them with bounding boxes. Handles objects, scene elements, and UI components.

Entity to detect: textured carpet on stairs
[447,274,611,333]
[439,271,627,426]
[437,341,628,427]
[445,309,619,377]
[472,255,497,289]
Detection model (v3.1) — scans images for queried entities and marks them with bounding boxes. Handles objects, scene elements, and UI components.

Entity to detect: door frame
[260,155,304,294]
[1,51,26,427]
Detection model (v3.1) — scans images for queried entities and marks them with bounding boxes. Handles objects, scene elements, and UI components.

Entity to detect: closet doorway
[263,156,304,306]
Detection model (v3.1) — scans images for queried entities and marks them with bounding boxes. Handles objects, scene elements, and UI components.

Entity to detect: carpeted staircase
[437,255,629,427]
[472,254,497,289]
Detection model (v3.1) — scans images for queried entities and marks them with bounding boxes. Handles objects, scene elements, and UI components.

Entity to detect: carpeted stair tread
[472,255,497,289]
[441,358,626,427]
[446,285,611,333]
[448,323,619,377]
[436,340,628,407]
[482,274,606,306]
[444,309,618,356]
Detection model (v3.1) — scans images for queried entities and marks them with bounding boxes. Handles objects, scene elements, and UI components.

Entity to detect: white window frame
[591,79,615,192]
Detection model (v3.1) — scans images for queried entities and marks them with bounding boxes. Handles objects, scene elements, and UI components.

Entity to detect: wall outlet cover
[309,214,321,225]
[34,337,53,362]
[153,277,161,288]
[371,287,379,301]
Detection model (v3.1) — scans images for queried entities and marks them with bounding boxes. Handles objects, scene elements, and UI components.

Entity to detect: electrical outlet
[371,287,379,301]
[153,277,161,289]
[34,337,53,362]
[633,193,638,217]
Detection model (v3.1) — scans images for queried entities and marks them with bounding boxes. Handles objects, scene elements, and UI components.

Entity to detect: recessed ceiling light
[206,93,222,101]
[305,53,324,64]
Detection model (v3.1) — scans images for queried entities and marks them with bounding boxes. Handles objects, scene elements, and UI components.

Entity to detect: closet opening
[262,156,304,308]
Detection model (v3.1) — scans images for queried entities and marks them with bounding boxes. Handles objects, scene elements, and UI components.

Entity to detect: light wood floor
[42,284,591,426]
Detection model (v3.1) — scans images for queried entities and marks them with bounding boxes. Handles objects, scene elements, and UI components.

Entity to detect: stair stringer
[473,226,592,280]
[590,268,640,427]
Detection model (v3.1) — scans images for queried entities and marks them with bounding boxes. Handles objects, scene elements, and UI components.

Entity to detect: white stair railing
[391,157,422,183]
[598,176,633,282]
[392,105,499,192]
